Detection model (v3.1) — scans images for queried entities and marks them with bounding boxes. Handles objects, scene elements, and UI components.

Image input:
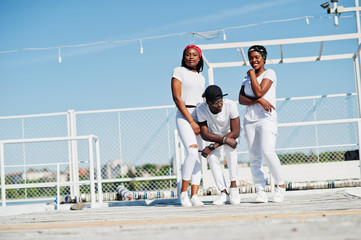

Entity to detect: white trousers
[208,144,239,191]
[243,118,284,191]
[176,109,203,185]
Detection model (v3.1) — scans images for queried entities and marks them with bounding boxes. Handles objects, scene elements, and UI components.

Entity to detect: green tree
[142,164,157,175]
[319,151,345,162]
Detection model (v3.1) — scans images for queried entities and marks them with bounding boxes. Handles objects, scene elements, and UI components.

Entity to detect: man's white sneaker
[272,187,285,203]
[180,191,192,207]
[229,188,241,205]
[255,190,268,203]
[213,192,228,205]
[190,195,204,206]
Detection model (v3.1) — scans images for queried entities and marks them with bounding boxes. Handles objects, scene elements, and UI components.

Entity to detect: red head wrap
[183,45,202,58]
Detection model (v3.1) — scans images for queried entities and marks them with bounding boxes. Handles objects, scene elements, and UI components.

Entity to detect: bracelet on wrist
[222,137,227,144]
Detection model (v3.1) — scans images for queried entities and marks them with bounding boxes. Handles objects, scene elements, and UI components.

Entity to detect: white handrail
[5,162,69,168]
[278,118,360,128]
[0,135,102,208]
[0,135,98,145]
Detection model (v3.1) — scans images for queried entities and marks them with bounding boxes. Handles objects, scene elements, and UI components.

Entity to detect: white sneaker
[255,190,268,203]
[180,191,192,207]
[272,187,285,203]
[190,195,204,206]
[213,192,228,205]
[229,188,241,205]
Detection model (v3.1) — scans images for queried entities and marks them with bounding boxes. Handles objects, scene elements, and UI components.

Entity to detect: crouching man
[197,85,241,205]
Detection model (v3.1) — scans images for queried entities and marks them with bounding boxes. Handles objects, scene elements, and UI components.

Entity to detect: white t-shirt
[196,99,239,136]
[172,66,205,106]
[242,69,277,122]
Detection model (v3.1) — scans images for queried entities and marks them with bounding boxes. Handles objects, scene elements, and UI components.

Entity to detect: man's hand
[201,146,213,158]
[225,137,237,149]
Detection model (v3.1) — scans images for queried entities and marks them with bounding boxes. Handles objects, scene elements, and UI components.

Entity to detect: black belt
[186,105,196,108]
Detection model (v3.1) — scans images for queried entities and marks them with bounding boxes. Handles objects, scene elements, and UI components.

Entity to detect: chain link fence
[0,93,360,202]
[0,136,102,205]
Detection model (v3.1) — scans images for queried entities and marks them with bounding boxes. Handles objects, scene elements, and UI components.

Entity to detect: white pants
[208,144,239,191]
[244,118,284,191]
[176,109,203,185]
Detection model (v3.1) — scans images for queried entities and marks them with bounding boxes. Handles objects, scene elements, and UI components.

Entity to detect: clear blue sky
[0,0,359,116]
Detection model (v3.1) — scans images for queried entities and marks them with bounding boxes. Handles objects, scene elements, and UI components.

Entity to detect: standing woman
[171,45,205,207]
[238,45,285,203]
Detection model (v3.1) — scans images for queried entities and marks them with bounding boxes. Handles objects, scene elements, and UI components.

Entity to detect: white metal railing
[0,135,103,208]
[0,92,359,196]
[174,118,361,193]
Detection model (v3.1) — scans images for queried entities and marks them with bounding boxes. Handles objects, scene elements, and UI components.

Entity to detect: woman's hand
[190,122,200,135]
[247,69,255,76]
[257,98,275,112]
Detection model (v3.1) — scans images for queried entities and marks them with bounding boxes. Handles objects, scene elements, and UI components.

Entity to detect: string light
[0,15,353,63]
[58,47,62,63]
[139,39,143,54]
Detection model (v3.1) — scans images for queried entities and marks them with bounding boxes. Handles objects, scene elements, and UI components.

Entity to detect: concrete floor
[1,187,361,240]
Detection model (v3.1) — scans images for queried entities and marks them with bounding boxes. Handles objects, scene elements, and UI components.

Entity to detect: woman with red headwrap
[171,45,205,207]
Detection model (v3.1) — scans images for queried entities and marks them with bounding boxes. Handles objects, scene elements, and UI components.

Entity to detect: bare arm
[199,121,223,144]
[238,85,258,106]
[199,116,240,151]
[238,85,275,112]
[171,77,200,135]
[248,69,273,98]
[228,117,240,139]
[199,121,221,158]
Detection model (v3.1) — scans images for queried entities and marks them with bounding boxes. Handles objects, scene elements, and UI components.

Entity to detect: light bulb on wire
[139,39,144,54]
[58,47,62,63]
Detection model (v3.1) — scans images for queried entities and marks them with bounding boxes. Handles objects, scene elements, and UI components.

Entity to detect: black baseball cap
[202,85,228,101]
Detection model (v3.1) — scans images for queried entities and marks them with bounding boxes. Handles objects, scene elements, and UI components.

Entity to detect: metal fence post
[67,110,79,198]
[88,136,96,207]
[0,143,6,207]
[357,118,361,179]
[174,129,182,198]
[56,163,60,210]
[95,137,103,204]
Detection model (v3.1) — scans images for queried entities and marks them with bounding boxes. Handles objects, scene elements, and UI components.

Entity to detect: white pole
[21,118,27,199]
[355,55,361,119]
[355,0,361,118]
[67,110,74,197]
[358,120,361,179]
[117,112,123,179]
[0,144,6,207]
[355,0,361,44]
[313,99,320,162]
[208,66,214,85]
[200,140,209,192]
[95,137,103,204]
[166,109,172,173]
[57,163,60,210]
[88,137,96,208]
[174,129,182,197]
[202,54,214,86]
[68,110,79,198]
[357,0,361,180]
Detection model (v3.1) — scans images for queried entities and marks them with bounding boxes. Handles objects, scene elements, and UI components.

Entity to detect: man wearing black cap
[196,85,241,205]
